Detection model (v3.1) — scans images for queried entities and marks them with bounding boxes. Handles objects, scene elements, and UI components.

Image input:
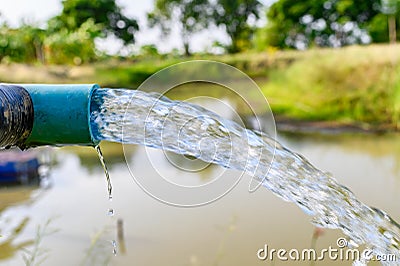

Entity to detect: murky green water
[0,132,399,265]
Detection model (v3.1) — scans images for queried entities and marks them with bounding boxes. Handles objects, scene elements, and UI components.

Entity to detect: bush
[0,24,45,63]
[261,44,400,128]
[44,19,100,65]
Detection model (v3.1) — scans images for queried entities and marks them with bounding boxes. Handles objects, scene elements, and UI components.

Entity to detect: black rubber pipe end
[0,84,34,149]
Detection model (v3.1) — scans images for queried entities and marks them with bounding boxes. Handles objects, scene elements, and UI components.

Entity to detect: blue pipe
[0,84,100,148]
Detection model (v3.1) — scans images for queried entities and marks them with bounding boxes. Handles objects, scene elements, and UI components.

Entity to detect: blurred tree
[147,0,211,56]
[49,0,139,44]
[44,19,101,64]
[381,0,400,43]
[0,23,45,63]
[264,0,384,49]
[253,26,269,51]
[139,44,160,57]
[212,0,262,53]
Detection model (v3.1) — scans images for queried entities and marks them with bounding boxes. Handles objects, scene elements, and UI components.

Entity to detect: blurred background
[0,0,400,265]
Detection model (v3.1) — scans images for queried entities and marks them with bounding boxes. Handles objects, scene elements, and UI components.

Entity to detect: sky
[0,0,272,54]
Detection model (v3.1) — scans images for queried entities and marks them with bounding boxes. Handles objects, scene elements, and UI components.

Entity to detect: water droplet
[107,208,114,216]
[111,240,117,256]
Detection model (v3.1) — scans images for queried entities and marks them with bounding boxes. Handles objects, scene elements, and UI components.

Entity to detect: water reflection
[0,217,32,260]
[61,142,137,171]
[81,225,114,266]
[117,219,126,255]
[0,149,41,185]
[164,151,217,182]
[0,134,398,265]
[0,187,45,262]
[280,132,400,176]
[0,148,53,263]
[165,82,275,136]
[0,95,399,265]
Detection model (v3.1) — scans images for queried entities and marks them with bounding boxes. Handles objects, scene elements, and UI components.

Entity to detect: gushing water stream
[94,145,113,200]
[90,88,400,265]
[94,144,116,255]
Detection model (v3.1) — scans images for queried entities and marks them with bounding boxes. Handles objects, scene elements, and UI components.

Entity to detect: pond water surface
[0,131,399,266]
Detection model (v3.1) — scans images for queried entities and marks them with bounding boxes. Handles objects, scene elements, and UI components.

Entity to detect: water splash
[94,144,117,256]
[111,240,117,256]
[107,208,114,217]
[94,145,112,200]
[91,88,400,265]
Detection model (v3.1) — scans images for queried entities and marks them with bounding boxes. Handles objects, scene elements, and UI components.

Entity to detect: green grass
[261,44,400,129]
[94,58,182,88]
[93,44,400,130]
[1,44,400,130]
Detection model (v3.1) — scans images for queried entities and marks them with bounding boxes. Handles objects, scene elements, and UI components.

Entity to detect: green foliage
[381,0,400,14]
[368,13,390,42]
[148,0,210,56]
[50,0,138,44]
[94,58,181,88]
[2,43,400,129]
[213,0,262,53]
[148,0,262,54]
[253,27,268,51]
[44,20,101,64]
[0,0,138,64]
[380,0,400,43]
[139,44,160,58]
[265,0,383,49]
[261,44,400,128]
[44,0,137,64]
[0,24,45,63]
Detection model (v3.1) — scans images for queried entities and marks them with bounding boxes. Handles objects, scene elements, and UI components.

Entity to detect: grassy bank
[261,44,400,130]
[1,44,399,130]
